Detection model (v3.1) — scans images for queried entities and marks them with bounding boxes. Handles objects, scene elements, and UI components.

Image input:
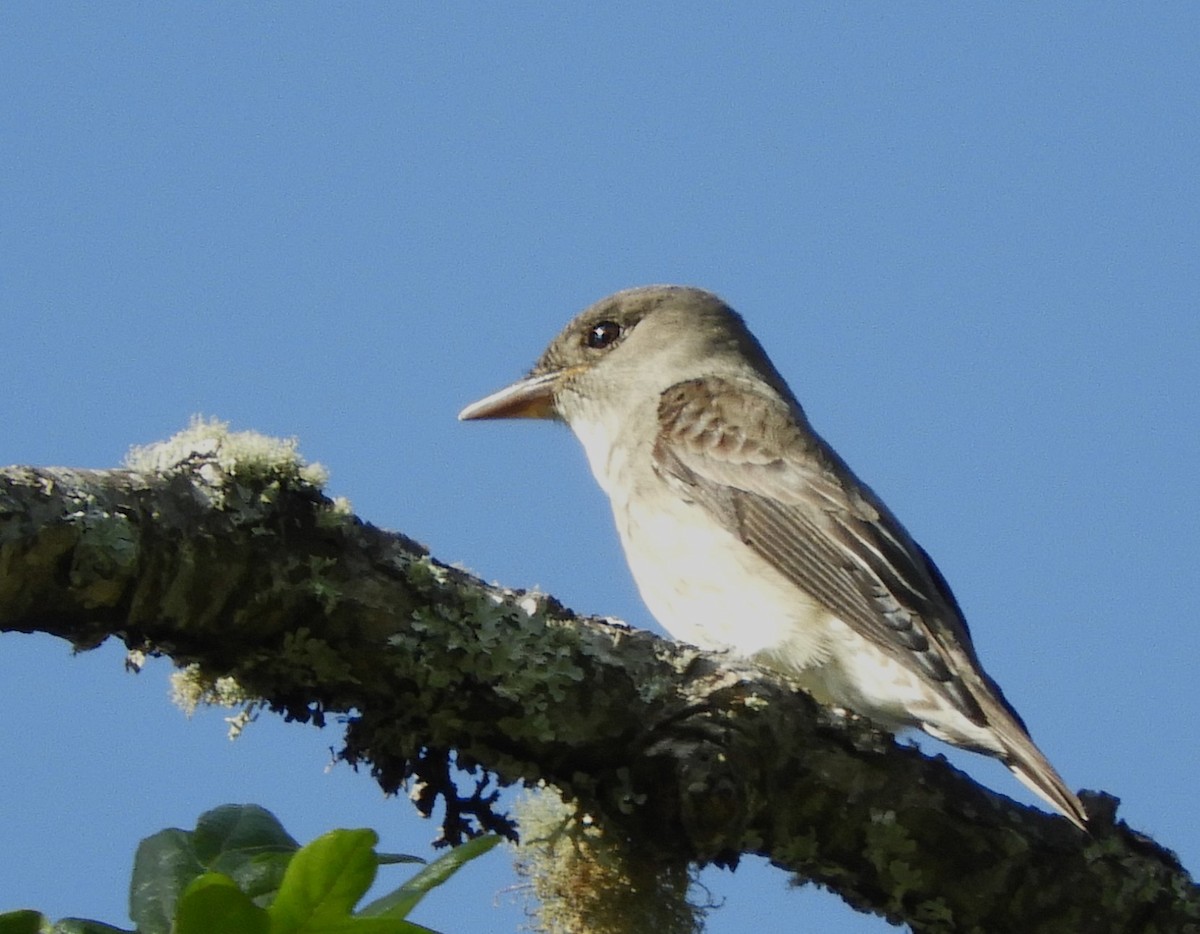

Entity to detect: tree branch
[1,424,1196,932]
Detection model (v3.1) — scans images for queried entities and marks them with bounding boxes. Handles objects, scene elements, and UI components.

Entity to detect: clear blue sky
[2,5,1197,932]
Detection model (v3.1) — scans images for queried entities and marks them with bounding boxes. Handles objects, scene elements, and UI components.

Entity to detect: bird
[458,284,1088,830]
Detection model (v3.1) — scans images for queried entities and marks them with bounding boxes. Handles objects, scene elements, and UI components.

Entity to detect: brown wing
[651,376,1089,830]
[652,376,1011,729]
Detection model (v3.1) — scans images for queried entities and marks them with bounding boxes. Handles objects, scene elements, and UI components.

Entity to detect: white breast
[569,401,832,664]
[565,400,999,749]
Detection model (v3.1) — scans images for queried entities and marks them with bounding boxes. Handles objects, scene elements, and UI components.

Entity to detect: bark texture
[1,425,1196,933]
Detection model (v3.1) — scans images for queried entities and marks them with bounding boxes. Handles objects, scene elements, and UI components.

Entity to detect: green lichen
[303,556,343,613]
[277,626,359,688]
[394,557,594,745]
[69,509,139,607]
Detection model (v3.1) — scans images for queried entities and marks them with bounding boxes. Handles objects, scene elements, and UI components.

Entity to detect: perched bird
[459,285,1088,830]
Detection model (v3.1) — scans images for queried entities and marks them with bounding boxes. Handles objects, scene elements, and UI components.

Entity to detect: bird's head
[458,285,786,426]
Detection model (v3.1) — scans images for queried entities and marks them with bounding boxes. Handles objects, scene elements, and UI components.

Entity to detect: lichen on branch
[1,421,1197,933]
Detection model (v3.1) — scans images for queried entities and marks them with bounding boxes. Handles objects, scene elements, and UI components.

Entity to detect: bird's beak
[458,370,562,421]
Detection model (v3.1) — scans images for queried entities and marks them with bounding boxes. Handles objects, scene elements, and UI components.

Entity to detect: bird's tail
[969,685,1089,831]
[1003,737,1089,832]
[939,660,1091,831]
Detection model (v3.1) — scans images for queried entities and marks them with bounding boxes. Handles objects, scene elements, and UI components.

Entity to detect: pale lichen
[124,416,329,491]
[318,495,355,524]
[170,664,260,738]
[512,785,705,934]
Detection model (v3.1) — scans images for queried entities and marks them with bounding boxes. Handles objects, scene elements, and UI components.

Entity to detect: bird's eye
[586,320,623,350]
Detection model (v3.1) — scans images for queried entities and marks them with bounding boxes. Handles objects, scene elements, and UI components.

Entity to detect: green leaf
[0,910,43,934]
[128,828,204,934]
[52,921,134,934]
[374,854,424,867]
[129,805,300,933]
[0,914,132,934]
[195,805,300,899]
[368,924,440,934]
[221,851,297,905]
[267,829,379,932]
[174,874,269,934]
[272,920,438,934]
[358,835,501,920]
[193,805,299,860]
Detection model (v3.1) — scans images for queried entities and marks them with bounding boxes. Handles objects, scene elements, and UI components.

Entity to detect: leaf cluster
[0,804,500,934]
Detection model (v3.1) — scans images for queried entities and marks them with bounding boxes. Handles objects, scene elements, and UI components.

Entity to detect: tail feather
[955,672,1089,831]
[1005,745,1089,832]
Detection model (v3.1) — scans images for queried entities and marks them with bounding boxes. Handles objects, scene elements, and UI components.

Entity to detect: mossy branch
[1,422,1196,933]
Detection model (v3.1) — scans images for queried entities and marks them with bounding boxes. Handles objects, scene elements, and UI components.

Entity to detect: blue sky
[2,5,1197,932]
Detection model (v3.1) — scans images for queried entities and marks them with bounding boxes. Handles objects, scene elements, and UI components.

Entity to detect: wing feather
[642,360,1086,828]
[653,376,990,725]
